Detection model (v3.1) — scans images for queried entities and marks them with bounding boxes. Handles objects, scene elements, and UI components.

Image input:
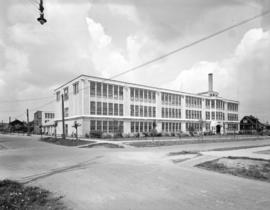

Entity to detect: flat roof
[54,74,239,103]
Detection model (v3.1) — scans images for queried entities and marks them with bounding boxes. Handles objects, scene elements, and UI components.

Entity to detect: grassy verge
[196,157,270,182]
[41,137,94,147]
[0,180,66,210]
[80,142,124,149]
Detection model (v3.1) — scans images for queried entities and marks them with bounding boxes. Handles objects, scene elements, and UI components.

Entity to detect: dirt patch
[80,143,124,149]
[41,137,94,147]
[168,151,199,156]
[196,157,270,182]
[0,179,66,210]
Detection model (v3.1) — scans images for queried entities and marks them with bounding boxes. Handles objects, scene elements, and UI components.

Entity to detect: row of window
[162,108,181,119]
[90,120,124,133]
[161,93,181,106]
[227,123,238,131]
[228,103,238,112]
[44,113,55,119]
[216,100,225,110]
[162,122,181,132]
[90,81,124,100]
[130,88,156,103]
[130,105,156,117]
[228,113,238,121]
[205,99,216,109]
[131,121,156,133]
[206,111,225,120]
[186,96,202,108]
[90,102,123,116]
[186,122,203,131]
[186,110,202,120]
[56,82,79,101]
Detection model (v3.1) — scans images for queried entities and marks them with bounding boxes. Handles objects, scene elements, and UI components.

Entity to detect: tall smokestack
[208,73,213,92]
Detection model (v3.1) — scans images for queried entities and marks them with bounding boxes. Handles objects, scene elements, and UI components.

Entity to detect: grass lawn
[0,180,66,210]
[196,157,270,182]
[80,142,124,149]
[41,137,94,147]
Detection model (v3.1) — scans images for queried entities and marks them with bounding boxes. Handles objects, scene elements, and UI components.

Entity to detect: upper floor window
[73,82,79,95]
[64,87,69,100]
[64,107,69,117]
[90,81,95,96]
[56,91,60,101]
[97,83,102,97]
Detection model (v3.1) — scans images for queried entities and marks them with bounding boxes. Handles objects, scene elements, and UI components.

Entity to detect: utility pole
[27,109,30,136]
[61,94,65,140]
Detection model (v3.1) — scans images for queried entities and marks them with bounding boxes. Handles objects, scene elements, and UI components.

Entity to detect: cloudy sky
[0,0,270,122]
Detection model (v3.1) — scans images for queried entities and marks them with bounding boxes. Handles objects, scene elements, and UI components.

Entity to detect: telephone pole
[27,109,30,136]
[61,94,66,139]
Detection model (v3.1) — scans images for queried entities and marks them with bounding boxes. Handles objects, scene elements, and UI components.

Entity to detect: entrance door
[216,125,221,134]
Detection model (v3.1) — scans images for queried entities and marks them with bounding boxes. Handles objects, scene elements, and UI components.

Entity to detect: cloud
[167,28,270,121]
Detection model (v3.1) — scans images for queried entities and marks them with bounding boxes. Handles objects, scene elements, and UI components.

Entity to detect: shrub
[113,132,123,138]
[90,130,102,138]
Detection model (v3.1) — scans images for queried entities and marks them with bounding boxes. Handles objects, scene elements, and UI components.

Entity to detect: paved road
[1,134,270,210]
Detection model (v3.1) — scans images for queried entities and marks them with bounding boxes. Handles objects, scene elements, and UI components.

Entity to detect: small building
[240,115,265,134]
[33,111,55,134]
[9,119,27,133]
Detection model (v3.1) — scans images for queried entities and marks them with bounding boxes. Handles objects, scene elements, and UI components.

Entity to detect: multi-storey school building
[53,73,239,137]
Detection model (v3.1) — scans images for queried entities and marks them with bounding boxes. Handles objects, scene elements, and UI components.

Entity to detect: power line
[109,9,270,80]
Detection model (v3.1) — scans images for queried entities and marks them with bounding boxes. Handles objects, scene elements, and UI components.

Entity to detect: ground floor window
[186,122,201,132]
[130,121,156,133]
[90,120,124,133]
[161,122,181,133]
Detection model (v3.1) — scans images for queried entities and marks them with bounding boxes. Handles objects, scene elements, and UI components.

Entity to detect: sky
[0,0,270,122]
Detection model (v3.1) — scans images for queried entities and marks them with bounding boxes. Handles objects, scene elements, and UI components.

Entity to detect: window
[119,104,123,116]
[206,111,210,120]
[135,105,139,117]
[109,121,113,132]
[119,121,123,133]
[97,120,102,131]
[90,120,96,131]
[135,89,139,101]
[64,87,69,100]
[103,84,107,98]
[119,86,123,100]
[114,103,118,116]
[109,103,113,115]
[97,102,102,115]
[211,112,215,120]
[211,100,215,109]
[130,88,134,101]
[64,107,69,117]
[97,83,101,97]
[90,102,95,115]
[56,91,60,101]
[108,85,113,98]
[131,122,135,133]
[153,107,156,117]
[103,103,107,115]
[144,106,147,117]
[103,121,108,133]
[130,105,134,116]
[139,105,143,117]
[144,90,147,102]
[114,85,118,99]
[148,106,152,117]
[90,81,95,96]
[73,82,79,94]
[139,89,143,102]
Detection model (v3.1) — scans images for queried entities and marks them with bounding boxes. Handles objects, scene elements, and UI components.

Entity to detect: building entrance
[216,125,221,134]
